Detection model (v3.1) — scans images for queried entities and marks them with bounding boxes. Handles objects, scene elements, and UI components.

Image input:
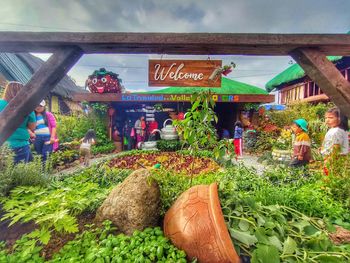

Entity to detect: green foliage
[0,164,129,247]
[0,222,187,263]
[156,139,183,151]
[0,146,52,197]
[220,190,350,262]
[254,131,279,152]
[224,165,349,222]
[173,91,218,153]
[90,102,108,116]
[91,142,116,155]
[173,91,235,183]
[151,168,223,215]
[0,234,45,263]
[244,103,260,111]
[323,154,350,207]
[56,113,109,145]
[269,102,332,128]
[49,149,79,168]
[48,221,187,262]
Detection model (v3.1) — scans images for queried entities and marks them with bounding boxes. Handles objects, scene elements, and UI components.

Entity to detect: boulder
[95,169,160,235]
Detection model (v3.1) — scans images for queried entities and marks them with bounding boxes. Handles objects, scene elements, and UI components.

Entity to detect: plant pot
[164,183,240,263]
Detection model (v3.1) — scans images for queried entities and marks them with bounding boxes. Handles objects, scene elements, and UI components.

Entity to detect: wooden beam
[0,32,350,55]
[0,47,83,146]
[290,48,350,118]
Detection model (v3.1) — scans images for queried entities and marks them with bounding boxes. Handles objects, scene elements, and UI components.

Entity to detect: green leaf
[282,236,297,255]
[291,220,310,232]
[251,244,280,263]
[39,228,51,245]
[315,255,343,263]
[238,220,250,231]
[268,236,283,252]
[229,228,258,246]
[255,228,269,244]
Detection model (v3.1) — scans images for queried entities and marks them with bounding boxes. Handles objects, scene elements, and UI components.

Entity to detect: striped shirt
[35,115,50,136]
[293,131,312,161]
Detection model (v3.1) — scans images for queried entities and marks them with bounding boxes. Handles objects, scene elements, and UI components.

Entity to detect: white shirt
[321,127,349,156]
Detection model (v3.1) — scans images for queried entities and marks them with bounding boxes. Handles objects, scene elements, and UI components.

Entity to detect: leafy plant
[173,91,235,183]
[219,190,350,262]
[91,142,116,155]
[0,146,52,197]
[156,139,183,151]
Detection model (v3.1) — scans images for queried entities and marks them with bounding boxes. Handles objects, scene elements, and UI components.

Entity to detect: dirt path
[235,154,265,175]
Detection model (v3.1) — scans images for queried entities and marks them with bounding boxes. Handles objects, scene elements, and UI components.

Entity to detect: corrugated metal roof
[0,53,32,83]
[0,53,86,99]
[265,56,342,92]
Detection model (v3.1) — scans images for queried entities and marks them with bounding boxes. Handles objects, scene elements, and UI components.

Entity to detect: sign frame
[148,59,222,87]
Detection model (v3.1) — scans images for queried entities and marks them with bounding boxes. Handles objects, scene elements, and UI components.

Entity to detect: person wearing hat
[30,100,58,162]
[0,82,36,164]
[290,118,312,167]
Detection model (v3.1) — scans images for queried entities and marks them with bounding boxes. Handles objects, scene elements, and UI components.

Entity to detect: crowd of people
[1,82,349,173]
[289,107,349,174]
[121,116,159,150]
[0,81,97,167]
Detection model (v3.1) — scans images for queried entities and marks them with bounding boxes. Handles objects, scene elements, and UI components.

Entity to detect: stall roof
[144,77,268,95]
[0,52,85,99]
[265,56,342,92]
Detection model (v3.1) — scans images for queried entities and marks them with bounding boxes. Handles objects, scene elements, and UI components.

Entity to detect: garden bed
[109,152,220,175]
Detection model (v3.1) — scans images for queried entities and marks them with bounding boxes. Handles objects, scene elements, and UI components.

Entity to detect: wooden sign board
[149,60,222,87]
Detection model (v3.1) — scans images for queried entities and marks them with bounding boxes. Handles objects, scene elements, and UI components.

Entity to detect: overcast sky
[1,0,349,92]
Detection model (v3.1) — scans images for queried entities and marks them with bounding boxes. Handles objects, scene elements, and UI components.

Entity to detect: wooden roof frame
[0,32,350,145]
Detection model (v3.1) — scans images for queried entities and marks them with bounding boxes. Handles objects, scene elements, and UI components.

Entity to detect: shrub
[56,113,109,145]
[156,140,182,151]
[0,146,51,196]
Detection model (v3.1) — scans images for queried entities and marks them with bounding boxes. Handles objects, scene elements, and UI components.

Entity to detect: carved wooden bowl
[163,183,240,263]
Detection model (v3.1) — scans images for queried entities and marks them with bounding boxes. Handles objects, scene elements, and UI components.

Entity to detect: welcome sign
[149,60,222,87]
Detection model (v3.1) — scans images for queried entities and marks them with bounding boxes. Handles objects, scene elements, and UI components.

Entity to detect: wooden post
[290,48,350,118]
[0,47,83,146]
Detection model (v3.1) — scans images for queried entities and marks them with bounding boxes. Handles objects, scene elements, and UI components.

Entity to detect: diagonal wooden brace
[0,47,83,146]
[290,48,350,118]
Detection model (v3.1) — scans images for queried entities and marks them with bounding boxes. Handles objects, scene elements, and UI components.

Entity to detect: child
[233,121,243,158]
[290,119,312,167]
[79,129,96,167]
[321,107,349,175]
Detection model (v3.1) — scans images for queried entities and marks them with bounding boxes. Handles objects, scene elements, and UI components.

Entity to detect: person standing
[29,100,58,163]
[0,82,36,164]
[321,107,349,175]
[290,119,312,167]
[79,129,96,167]
[135,116,146,147]
[233,121,244,158]
[123,120,133,151]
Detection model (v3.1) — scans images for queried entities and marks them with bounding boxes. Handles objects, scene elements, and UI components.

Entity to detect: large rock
[95,169,160,235]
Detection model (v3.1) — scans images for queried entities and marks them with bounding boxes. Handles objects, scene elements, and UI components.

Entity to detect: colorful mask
[86,68,123,94]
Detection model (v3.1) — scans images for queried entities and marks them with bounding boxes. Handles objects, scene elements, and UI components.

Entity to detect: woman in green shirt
[0,82,36,164]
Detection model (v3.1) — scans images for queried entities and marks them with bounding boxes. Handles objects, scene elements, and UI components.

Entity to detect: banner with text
[149,60,222,87]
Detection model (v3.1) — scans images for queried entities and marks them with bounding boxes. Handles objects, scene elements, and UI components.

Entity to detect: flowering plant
[273,129,293,150]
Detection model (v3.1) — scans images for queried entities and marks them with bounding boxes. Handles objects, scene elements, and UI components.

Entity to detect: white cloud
[6,0,350,93]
